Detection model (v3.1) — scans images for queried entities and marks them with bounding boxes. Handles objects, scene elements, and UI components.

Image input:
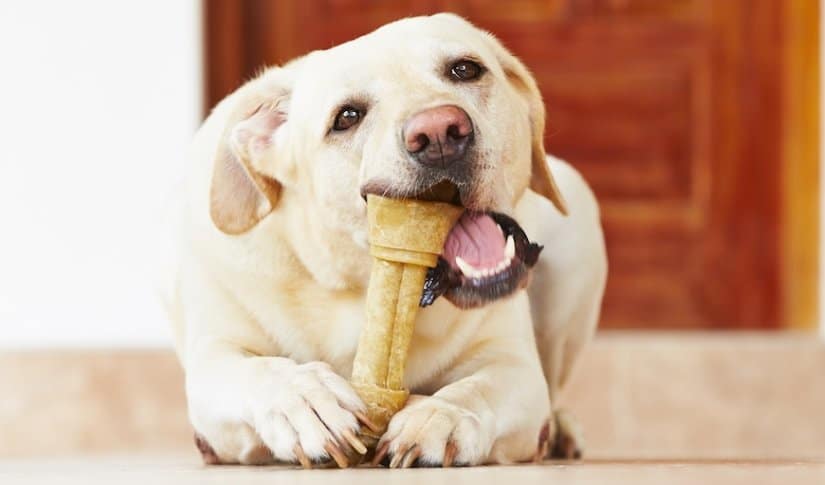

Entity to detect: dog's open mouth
[409,181,543,309]
[420,210,543,308]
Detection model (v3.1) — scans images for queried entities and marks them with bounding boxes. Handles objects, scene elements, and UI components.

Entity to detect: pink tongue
[442,212,506,270]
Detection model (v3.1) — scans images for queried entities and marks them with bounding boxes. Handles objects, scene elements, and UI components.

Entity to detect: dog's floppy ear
[486,34,568,215]
[209,73,292,234]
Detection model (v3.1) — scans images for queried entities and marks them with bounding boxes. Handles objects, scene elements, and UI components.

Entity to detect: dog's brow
[443,53,484,66]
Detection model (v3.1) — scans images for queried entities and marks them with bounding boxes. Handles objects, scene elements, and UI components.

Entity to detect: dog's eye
[333,106,363,131]
[449,60,484,82]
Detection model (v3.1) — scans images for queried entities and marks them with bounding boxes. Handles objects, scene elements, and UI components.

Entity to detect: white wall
[0,1,201,347]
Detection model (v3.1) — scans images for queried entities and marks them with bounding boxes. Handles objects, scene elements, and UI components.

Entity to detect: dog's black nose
[403,105,473,168]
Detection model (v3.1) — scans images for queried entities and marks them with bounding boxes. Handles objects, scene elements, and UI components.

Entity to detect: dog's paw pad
[194,433,222,465]
[549,409,584,460]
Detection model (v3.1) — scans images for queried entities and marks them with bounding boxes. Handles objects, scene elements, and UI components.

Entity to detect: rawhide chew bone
[350,194,463,452]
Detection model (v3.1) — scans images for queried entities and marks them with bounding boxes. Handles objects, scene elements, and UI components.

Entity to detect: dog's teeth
[504,235,515,260]
[455,256,477,277]
[456,256,507,279]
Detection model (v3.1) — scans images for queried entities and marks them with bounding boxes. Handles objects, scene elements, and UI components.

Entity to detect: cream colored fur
[160,13,607,466]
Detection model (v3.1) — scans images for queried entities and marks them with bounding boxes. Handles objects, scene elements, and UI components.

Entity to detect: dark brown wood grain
[202,0,819,330]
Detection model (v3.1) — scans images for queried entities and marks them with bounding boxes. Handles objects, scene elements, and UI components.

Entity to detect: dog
[160,13,607,467]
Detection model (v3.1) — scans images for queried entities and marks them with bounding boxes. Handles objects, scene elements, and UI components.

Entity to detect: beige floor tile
[1,456,824,485]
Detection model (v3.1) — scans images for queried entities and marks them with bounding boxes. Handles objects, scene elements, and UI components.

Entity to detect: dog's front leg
[375,294,551,467]
[180,274,369,467]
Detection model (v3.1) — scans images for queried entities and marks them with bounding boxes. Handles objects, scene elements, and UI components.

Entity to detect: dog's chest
[255,286,365,374]
[253,283,482,387]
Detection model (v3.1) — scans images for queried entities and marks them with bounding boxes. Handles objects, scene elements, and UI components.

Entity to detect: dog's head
[208,14,566,306]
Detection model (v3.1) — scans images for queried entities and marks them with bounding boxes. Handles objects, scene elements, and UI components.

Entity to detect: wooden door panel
[534,54,703,202]
[500,5,714,328]
[204,0,818,329]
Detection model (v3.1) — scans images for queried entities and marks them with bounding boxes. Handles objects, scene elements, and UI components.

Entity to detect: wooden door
[204,0,819,330]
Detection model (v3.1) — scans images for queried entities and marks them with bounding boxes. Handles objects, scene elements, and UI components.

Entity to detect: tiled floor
[2,455,824,485]
[3,334,824,484]
[4,334,825,459]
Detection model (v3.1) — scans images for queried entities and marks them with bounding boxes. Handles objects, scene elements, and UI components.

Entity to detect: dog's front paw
[373,395,495,468]
[190,358,373,468]
[246,359,372,467]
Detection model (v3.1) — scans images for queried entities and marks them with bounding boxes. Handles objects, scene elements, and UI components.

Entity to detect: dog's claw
[400,444,421,468]
[389,443,411,468]
[341,429,367,455]
[443,440,457,467]
[354,410,382,434]
[371,441,390,467]
[324,440,350,468]
[293,444,312,469]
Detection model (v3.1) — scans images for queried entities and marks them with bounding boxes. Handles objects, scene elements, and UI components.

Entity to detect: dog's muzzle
[362,172,542,310]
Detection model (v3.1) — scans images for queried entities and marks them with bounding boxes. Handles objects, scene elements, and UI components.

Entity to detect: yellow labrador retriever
[161,13,606,467]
